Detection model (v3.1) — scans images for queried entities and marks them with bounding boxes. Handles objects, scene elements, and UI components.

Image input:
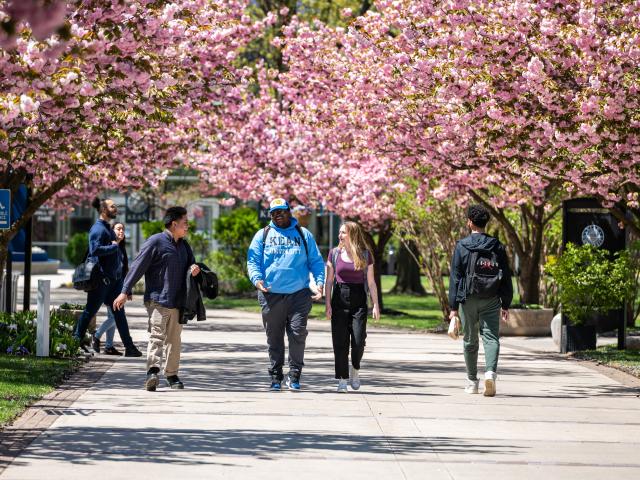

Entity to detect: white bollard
[37,279,50,357]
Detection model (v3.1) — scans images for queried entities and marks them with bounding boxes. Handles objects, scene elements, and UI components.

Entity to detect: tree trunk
[359,0,373,15]
[0,234,9,311]
[391,241,426,295]
[364,222,393,312]
[416,247,449,321]
[518,255,541,305]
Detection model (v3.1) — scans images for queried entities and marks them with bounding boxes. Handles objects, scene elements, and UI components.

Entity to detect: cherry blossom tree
[0,0,68,49]
[0,0,260,272]
[254,0,638,304]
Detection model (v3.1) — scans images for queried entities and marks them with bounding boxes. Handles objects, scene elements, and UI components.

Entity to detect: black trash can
[561,324,597,353]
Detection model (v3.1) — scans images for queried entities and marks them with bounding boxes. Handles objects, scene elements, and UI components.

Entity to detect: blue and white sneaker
[286,374,301,391]
[270,380,281,391]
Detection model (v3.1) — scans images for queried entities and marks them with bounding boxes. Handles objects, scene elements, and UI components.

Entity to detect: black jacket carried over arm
[448,233,513,311]
[181,268,206,324]
[180,262,218,324]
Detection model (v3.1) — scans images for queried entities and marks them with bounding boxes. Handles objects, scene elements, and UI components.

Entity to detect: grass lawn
[0,355,79,427]
[573,344,640,379]
[206,275,446,331]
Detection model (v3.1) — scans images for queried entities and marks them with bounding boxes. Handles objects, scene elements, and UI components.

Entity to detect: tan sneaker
[484,371,496,397]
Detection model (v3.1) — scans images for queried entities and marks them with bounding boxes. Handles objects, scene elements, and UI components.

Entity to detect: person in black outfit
[325,221,380,393]
[73,198,142,357]
[92,221,130,355]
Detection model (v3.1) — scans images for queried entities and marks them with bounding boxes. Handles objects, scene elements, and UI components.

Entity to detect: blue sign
[0,189,10,229]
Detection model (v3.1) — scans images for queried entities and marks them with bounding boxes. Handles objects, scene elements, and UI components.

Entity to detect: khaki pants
[145,301,182,376]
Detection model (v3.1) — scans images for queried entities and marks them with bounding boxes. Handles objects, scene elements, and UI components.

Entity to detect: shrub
[188,230,211,262]
[214,206,260,266]
[65,232,88,266]
[0,310,80,358]
[59,303,85,310]
[140,220,164,239]
[206,250,255,294]
[545,243,634,325]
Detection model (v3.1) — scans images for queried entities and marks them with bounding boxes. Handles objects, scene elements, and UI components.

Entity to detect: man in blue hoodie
[448,204,513,397]
[247,198,325,391]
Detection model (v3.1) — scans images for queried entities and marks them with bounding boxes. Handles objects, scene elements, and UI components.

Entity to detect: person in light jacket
[247,198,325,391]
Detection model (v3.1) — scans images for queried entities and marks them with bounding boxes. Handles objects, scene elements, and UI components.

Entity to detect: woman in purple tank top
[325,221,380,393]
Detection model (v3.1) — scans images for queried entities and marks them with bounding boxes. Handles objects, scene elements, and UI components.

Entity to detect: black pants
[74,277,135,350]
[331,283,367,379]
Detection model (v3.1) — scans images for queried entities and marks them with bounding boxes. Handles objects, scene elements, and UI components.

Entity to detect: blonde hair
[339,221,372,271]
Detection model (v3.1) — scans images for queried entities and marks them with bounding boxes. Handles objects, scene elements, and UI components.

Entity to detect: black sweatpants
[331,282,367,379]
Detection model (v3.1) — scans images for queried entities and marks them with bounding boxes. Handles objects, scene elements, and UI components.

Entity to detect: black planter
[561,324,597,353]
[593,309,622,333]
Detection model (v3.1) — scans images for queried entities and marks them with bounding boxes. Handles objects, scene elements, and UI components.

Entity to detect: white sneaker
[337,379,348,393]
[465,379,479,394]
[350,366,361,390]
[484,371,497,397]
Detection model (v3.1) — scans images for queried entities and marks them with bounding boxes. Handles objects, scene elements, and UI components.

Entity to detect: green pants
[460,296,501,381]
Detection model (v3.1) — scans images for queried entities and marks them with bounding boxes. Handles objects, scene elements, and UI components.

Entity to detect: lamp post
[23,174,33,311]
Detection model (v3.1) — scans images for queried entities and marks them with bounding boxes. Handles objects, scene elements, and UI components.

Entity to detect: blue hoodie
[247,218,325,294]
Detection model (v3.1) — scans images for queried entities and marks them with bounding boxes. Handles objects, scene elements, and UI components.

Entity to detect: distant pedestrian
[113,206,200,391]
[247,198,325,391]
[448,204,513,396]
[92,221,128,355]
[325,221,380,392]
[73,198,142,357]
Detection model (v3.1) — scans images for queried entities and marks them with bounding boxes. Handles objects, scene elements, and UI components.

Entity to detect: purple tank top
[330,248,372,284]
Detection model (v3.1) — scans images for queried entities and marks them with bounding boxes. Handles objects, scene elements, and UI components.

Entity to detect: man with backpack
[247,198,325,391]
[448,204,513,397]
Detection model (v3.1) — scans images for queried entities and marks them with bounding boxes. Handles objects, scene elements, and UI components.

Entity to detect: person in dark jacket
[448,204,513,397]
[113,206,200,391]
[73,199,142,357]
[92,221,129,355]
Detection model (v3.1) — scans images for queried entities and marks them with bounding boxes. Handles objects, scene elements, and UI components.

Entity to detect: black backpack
[262,224,309,256]
[465,247,502,299]
[72,249,104,292]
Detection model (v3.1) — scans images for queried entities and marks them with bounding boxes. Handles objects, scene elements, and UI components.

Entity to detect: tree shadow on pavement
[10,427,522,466]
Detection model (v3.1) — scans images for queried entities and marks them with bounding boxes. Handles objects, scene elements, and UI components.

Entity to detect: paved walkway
[2,288,640,480]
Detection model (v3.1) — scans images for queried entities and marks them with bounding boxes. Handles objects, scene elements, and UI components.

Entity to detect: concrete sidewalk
[1,298,639,480]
